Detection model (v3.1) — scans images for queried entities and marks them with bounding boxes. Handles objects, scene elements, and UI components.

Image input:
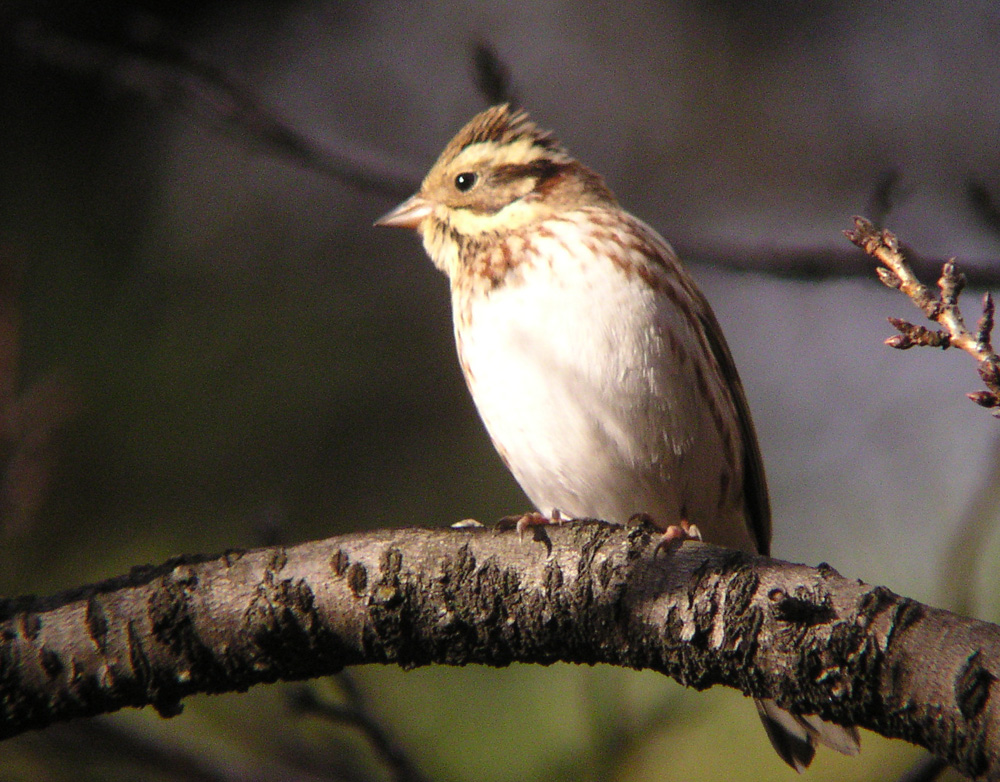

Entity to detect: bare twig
[846,216,1000,414]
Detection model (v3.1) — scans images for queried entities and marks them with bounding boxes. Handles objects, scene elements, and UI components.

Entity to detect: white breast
[453,214,755,551]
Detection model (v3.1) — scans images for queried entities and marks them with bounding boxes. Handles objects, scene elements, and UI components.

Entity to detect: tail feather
[755,699,860,772]
[793,711,861,758]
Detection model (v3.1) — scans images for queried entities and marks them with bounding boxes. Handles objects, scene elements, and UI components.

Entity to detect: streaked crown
[436,104,569,166]
[376,105,616,277]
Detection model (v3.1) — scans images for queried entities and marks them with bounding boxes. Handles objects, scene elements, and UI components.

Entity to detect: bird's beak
[374,194,433,229]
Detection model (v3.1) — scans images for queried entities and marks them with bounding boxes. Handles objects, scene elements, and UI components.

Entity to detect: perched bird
[376,104,859,771]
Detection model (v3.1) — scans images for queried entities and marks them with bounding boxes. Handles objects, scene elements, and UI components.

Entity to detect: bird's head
[376,105,615,277]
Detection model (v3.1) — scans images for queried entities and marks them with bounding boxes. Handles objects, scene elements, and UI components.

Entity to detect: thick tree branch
[1,521,998,778]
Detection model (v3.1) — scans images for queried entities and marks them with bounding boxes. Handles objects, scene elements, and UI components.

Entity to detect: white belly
[454,222,754,551]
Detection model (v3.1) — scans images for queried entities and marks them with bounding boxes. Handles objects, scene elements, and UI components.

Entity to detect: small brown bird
[377,104,859,771]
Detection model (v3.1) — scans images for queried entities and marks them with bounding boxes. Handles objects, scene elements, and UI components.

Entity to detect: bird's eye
[454,172,478,192]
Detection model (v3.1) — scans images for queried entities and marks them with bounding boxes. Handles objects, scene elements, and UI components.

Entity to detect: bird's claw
[654,519,703,557]
[498,509,566,540]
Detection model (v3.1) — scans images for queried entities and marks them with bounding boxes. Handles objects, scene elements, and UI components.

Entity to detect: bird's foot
[654,518,703,557]
[498,509,567,540]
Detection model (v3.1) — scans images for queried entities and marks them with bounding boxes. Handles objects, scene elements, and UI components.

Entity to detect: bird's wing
[697,308,772,556]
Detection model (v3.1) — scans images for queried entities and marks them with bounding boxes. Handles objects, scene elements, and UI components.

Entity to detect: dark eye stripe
[490,159,566,185]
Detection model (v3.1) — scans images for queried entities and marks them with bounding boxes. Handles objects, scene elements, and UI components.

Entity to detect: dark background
[2,2,998,779]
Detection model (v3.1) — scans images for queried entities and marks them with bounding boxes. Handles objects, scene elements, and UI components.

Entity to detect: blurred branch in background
[968,179,1000,237]
[582,676,688,782]
[8,13,1000,285]
[942,434,1000,618]
[896,754,951,782]
[17,714,380,782]
[8,14,422,199]
[290,672,431,782]
[472,41,518,108]
[0,245,78,537]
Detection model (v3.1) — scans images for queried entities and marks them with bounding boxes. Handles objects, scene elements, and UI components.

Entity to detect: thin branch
[11,17,423,198]
[289,673,431,782]
[846,216,1000,414]
[1,522,999,778]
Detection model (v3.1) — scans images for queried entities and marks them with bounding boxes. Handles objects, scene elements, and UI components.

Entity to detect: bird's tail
[755,698,861,772]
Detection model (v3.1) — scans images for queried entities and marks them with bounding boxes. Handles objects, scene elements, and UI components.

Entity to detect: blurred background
[2,1,999,780]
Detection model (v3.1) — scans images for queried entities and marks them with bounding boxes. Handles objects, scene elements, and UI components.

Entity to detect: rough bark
[0,520,997,778]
